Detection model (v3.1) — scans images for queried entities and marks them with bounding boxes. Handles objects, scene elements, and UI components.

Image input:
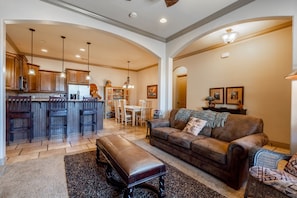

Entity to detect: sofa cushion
[182,117,207,136]
[191,138,228,164]
[151,127,181,140]
[211,114,263,142]
[249,166,297,197]
[168,132,205,149]
[284,153,297,177]
[172,108,193,130]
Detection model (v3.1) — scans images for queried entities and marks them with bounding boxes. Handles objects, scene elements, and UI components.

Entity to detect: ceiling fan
[164,0,179,7]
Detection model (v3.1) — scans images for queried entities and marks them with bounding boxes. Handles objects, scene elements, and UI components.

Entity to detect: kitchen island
[29,99,104,140]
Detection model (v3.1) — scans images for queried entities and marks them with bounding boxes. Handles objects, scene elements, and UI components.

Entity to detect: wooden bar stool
[47,96,68,140]
[80,97,97,136]
[6,96,33,145]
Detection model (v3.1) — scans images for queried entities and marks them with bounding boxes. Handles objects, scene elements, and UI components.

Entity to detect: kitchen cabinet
[66,69,89,85]
[55,72,66,92]
[39,70,66,92]
[39,70,54,92]
[6,53,28,91]
[104,86,129,118]
[6,53,17,90]
[27,63,40,92]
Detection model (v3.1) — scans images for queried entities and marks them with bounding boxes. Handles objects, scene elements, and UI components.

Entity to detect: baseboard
[268,141,290,149]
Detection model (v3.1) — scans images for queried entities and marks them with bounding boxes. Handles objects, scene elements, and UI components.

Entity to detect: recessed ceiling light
[129,12,137,18]
[80,48,85,52]
[160,18,167,23]
[75,54,81,58]
[41,49,48,53]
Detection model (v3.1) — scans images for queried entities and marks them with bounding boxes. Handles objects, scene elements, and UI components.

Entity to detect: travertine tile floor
[4,118,290,197]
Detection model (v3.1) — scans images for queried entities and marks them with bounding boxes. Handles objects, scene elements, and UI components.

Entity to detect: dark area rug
[64,151,226,198]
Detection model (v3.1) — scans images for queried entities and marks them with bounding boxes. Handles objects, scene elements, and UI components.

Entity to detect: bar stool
[6,96,33,145]
[47,96,68,140]
[80,97,97,136]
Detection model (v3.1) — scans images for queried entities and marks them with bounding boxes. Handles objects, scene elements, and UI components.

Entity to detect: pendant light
[28,28,36,75]
[60,36,66,78]
[86,42,91,80]
[122,61,134,89]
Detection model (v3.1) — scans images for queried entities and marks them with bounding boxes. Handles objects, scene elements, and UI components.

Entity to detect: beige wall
[137,66,159,110]
[174,27,292,146]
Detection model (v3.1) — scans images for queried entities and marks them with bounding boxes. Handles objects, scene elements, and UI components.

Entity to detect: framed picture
[147,85,158,99]
[209,87,224,104]
[226,86,244,105]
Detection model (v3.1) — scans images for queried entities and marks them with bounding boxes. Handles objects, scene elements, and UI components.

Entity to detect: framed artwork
[226,86,244,105]
[147,85,158,99]
[209,87,224,104]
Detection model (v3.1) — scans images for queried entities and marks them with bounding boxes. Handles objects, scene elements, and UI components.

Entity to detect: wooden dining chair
[119,99,132,125]
[114,99,121,123]
[136,100,151,126]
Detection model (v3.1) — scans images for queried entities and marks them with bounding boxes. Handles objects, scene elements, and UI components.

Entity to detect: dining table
[125,105,141,126]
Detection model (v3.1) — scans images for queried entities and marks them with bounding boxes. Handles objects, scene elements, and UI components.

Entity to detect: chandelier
[123,61,134,89]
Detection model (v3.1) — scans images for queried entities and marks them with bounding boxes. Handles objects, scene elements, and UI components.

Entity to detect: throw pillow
[284,153,297,177]
[182,117,207,136]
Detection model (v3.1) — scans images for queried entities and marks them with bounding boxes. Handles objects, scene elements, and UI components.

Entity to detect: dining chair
[6,96,33,145]
[114,99,121,123]
[119,99,132,125]
[136,100,151,126]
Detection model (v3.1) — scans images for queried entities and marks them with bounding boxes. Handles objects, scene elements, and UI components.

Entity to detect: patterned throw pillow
[284,153,297,177]
[182,117,207,136]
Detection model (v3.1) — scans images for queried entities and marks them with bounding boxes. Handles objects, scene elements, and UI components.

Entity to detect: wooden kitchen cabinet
[66,69,89,85]
[6,53,17,90]
[6,53,28,91]
[39,70,55,92]
[55,72,66,92]
[27,63,40,92]
[39,70,66,92]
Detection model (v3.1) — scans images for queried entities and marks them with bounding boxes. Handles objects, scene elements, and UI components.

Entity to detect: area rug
[64,151,225,198]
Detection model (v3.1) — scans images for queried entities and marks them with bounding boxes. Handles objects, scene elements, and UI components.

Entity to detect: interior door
[176,74,187,108]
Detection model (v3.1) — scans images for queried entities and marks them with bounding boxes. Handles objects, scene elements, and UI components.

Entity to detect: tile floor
[5,119,148,164]
[4,118,290,197]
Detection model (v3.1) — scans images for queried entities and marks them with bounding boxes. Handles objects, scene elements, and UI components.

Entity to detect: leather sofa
[148,108,269,190]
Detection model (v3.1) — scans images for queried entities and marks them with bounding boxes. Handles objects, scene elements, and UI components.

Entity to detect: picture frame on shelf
[209,87,224,104]
[147,85,158,99]
[226,86,244,105]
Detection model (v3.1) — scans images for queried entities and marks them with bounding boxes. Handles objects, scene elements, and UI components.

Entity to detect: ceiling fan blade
[165,0,179,7]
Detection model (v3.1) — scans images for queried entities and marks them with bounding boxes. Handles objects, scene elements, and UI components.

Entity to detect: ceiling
[5,0,292,71]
